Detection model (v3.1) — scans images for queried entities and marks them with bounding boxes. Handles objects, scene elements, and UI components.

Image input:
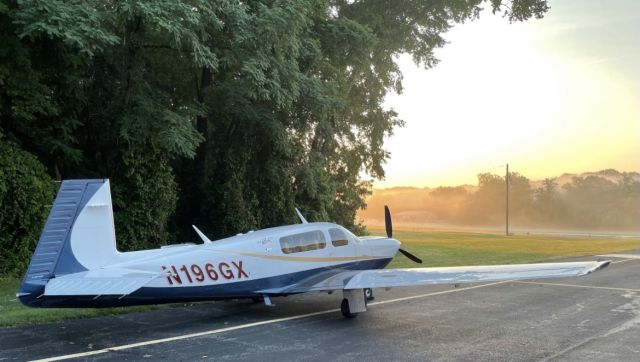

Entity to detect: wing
[259,260,609,294]
[342,260,609,289]
[44,268,166,296]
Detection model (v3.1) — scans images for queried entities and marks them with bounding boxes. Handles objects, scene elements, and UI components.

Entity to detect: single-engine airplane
[18,179,609,318]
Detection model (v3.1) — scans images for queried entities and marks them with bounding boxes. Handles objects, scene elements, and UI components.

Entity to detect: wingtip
[596,260,611,271]
[587,260,611,274]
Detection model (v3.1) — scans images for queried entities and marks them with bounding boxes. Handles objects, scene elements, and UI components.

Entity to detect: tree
[533,178,564,225]
[0,0,551,262]
[464,171,533,225]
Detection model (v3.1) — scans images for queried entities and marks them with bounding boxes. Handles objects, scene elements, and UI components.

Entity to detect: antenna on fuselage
[295,208,308,224]
[192,225,213,244]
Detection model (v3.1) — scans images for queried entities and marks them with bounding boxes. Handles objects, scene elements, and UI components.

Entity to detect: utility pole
[505,163,509,236]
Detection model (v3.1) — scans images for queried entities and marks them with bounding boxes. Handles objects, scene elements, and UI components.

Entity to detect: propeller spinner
[384,205,423,264]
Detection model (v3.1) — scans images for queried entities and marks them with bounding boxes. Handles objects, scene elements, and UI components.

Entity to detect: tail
[18,179,119,306]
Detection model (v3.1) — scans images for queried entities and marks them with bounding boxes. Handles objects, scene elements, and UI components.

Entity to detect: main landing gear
[340,288,373,318]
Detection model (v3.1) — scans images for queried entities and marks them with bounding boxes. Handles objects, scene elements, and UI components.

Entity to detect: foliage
[111,151,178,250]
[562,173,640,230]
[0,141,54,275]
[0,0,550,267]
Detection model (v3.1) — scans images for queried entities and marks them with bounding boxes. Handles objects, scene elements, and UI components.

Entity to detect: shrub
[0,140,55,276]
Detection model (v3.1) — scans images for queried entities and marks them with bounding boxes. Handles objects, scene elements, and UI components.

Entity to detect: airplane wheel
[364,288,374,301]
[341,298,357,318]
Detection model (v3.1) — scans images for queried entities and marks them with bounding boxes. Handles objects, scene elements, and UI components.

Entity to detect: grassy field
[378,228,639,269]
[1,229,638,327]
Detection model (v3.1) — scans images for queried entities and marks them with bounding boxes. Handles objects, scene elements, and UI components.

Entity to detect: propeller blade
[385,205,420,263]
[384,205,392,238]
[399,248,423,264]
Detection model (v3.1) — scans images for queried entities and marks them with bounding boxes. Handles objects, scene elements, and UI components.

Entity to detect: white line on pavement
[33,281,508,362]
[514,280,640,293]
[599,254,640,260]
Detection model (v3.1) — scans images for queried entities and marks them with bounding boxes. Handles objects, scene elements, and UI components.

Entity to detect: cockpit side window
[346,229,360,243]
[280,230,327,254]
[329,228,349,247]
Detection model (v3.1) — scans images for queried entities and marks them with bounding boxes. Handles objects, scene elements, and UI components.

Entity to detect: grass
[376,228,640,269]
[1,229,637,327]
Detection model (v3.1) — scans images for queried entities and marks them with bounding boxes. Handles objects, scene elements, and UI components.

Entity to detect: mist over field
[359,169,640,233]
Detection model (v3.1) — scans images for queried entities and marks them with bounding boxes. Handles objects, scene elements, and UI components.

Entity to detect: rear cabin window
[280,230,327,254]
[329,228,349,247]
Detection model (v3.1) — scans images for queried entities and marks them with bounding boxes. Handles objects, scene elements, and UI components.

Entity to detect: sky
[377,0,640,188]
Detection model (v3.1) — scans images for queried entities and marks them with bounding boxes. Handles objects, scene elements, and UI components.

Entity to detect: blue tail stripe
[19,179,105,298]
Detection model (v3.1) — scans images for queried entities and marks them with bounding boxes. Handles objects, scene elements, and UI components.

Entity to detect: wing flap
[344,260,610,289]
[44,268,164,296]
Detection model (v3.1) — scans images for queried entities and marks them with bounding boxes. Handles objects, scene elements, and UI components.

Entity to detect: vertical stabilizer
[18,179,118,306]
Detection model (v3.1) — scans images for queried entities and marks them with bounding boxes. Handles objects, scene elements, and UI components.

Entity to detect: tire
[364,288,374,301]
[341,298,357,318]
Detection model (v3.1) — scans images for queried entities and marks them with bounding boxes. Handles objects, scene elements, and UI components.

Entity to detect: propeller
[384,205,423,264]
[384,205,393,238]
[398,248,423,264]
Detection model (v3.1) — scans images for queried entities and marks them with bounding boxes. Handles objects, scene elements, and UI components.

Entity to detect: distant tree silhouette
[359,169,640,232]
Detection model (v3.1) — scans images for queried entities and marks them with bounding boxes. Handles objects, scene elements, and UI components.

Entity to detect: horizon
[372,167,640,190]
[376,0,640,188]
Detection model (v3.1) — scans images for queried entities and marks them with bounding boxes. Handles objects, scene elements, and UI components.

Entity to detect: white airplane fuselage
[19,179,609,318]
[115,223,397,304]
[20,216,399,307]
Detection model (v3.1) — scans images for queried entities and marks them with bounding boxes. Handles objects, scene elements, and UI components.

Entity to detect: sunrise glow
[378,0,640,187]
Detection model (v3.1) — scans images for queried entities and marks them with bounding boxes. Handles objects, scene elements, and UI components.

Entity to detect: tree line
[0,0,549,275]
[362,169,640,231]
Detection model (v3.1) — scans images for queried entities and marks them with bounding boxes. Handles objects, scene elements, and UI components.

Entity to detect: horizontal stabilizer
[44,269,164,296]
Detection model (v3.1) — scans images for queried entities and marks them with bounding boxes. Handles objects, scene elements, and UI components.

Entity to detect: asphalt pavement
[1,251,639,361]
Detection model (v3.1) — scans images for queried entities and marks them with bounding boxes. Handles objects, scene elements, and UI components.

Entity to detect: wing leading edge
[261,260,610,294]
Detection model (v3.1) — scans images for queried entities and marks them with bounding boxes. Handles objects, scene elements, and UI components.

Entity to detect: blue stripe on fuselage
[21,257,393,308]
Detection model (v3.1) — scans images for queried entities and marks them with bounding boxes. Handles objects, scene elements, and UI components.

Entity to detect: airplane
[18,179,610,318]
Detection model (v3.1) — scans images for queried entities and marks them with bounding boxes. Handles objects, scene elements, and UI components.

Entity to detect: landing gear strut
[341,289,367,318]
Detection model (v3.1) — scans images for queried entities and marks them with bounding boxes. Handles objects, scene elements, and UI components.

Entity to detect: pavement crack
[542,291,640,361]
[603,292,640,337]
